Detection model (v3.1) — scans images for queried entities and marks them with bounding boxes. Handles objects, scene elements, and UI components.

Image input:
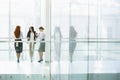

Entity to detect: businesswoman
[27,26,37,62]
[14,25,23,63]
[37,26,46,63]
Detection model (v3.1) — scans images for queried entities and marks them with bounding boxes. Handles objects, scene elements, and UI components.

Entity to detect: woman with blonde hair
[14,25,23,63]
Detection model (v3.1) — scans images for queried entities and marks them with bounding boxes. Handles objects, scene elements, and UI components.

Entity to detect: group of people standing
[14,25,77,63]
[14,25,45,63]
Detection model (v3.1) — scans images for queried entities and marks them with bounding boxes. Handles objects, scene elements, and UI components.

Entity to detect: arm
[27,32,30,41]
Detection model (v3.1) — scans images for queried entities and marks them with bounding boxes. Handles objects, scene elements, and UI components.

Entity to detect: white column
[42,0,51,79]
[40,0,46,26]
[40,0,51,64]
[35,0,51,79]
[44,0,51,64]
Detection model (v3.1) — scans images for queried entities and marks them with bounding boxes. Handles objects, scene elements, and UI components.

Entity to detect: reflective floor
[0,61,120,74]
[0,60,120,80]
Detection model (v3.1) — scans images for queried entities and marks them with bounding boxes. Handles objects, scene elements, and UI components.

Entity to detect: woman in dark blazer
[27,26,37,62]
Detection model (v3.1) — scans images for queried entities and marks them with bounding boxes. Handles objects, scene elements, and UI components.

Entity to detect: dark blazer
[27,31,37,41]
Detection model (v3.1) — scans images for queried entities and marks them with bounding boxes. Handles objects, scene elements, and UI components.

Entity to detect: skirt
[14,39,23,53]
[38,40,45,52]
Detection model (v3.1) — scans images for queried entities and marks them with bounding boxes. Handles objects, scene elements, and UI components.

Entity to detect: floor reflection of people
[54,27,62,62]
[69,26,77,62]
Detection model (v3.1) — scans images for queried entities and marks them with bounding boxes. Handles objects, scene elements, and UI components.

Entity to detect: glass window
[0,0,9,38]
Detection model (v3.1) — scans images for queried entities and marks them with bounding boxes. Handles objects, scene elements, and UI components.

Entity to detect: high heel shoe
[17,60,20,63]
[38,59,43,63]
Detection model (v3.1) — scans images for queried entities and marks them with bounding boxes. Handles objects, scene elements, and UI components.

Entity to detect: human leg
[38,52,43,62]
[16,53,20,63]
[29,43,33,62]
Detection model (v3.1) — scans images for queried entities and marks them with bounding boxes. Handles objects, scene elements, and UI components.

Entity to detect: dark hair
[39,26,44,30]
[27,26,37,41]
[14,25,21,38]
[29,26,35,32]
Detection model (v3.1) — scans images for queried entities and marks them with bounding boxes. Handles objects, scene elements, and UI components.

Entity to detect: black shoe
[17,60,19,63]
[38,59,43,63]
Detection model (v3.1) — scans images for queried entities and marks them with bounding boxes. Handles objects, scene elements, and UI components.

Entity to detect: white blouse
[37,32,45,41]
[30,32,34,42]
[15,32,23,47]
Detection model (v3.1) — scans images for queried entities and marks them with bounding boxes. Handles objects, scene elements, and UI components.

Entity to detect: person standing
[37,26,45,63]
[27,26,37,62]
[14,25,23,63]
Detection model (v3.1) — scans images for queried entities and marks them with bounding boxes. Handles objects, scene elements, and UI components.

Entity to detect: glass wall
[0,0,120,80]
[0,0,9,61]
[10,0,42,61]
[0,0,43,61]
[51,0,88,80]
[51,0,120,80]
[0,0,51,80]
